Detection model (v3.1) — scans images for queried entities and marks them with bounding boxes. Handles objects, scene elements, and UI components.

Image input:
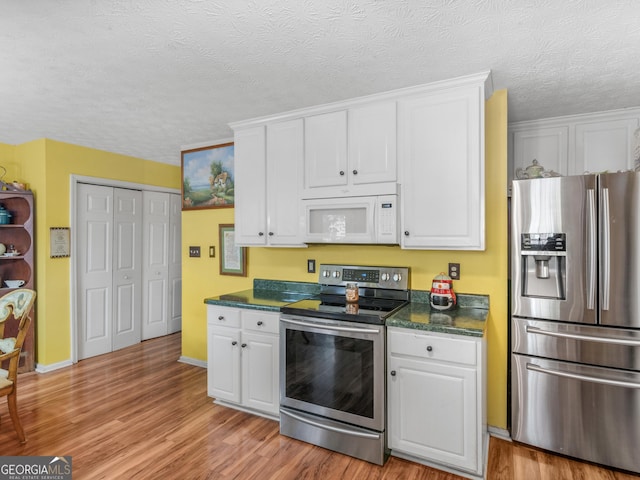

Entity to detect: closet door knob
[257,321,263,326]
[404,231,410,236]
[426,346,433,352]
[339,171,345,176]
[231,341,238,346]
[390,370,396,376]
[352,170,358,175]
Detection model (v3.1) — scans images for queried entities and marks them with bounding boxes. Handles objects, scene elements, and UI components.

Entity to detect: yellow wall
[182,89,509,429]
[7,139,181,365]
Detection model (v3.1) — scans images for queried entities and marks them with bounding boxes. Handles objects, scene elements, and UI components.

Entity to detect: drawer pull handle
[231,341,238,346]
[404,231,410,236]
[339,170,345,176]
[241,343,247,348]
[257,321,263,326]
[390,370,396,376]
[426,346,433,352]
[218,316,224,321]
[352,169,358,175]
[258,232,264,236]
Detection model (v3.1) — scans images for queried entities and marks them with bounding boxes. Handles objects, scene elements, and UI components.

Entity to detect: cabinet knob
[268,232,274,236]
[231,341,238,346]
[258,232,264,236]
[390,370,396,376]
[352,169,358,175]
[404,231,410,236]
[339,171,345,176]
[426,346,433,352]
[218,316,224,321]
[257,321,263,326]
[241,343,247,348]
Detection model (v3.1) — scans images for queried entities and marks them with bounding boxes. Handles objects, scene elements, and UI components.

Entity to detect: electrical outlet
[307,259,316,273]
[448,262,460,280]
[189,246,201,257]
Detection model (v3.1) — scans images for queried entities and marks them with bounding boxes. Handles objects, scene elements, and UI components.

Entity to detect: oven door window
[285,328,374,418]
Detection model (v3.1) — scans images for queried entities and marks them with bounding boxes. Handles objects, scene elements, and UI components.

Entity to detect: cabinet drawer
[207,306,241,328]
[242,310,279,334]
[388,328,477,366]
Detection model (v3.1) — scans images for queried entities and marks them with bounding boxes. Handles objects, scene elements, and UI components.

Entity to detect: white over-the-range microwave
[302,194,398,244]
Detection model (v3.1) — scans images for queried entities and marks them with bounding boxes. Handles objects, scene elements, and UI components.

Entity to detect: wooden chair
[0,288,36,443]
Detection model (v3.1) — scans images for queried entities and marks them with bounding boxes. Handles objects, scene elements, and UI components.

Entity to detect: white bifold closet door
[142,191,182,339]
[77,184,143,360]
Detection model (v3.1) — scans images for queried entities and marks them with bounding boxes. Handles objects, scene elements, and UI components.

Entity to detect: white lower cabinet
[387,327,486,477]
[207,306,280,417]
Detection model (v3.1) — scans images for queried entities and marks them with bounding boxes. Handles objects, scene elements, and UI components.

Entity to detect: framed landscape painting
[181,142,235,210]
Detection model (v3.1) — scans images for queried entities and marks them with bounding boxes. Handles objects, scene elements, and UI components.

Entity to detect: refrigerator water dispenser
[521,233,567,300]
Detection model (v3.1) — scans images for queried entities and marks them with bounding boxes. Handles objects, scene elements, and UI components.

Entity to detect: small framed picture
[219,224,247,276]
[181,142,235,210]
[50,227,71,258]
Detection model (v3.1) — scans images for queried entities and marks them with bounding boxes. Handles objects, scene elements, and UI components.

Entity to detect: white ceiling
[2,1,640,166]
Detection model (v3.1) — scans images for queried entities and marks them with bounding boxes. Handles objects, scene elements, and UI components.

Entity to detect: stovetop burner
[280,264,410,325]
[280,296,408,325]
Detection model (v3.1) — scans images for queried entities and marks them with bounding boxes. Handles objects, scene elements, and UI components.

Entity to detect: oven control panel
[319,264,409,290]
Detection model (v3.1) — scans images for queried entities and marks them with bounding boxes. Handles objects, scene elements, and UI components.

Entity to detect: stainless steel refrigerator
[511,172,640,474]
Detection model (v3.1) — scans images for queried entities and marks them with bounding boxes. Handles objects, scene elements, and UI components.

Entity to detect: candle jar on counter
[345,283,359,303]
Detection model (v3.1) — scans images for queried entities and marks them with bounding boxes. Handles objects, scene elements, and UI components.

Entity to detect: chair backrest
[0,289,36,362]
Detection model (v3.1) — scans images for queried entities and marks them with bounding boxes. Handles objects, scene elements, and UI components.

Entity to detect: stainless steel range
[279,264,410,465]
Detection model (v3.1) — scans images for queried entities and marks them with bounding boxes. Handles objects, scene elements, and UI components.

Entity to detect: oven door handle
[279,408,381,440]
[281,317,381,335]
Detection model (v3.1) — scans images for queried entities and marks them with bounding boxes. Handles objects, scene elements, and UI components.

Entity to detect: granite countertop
[204,279,319,312]
[386,290,489,338]
[205,281,488,337]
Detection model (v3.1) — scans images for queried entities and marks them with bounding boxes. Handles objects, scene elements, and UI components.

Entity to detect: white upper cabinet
[398,78,487,250]
[509,107,640,188]
[304,110,348,191]
[234,126,267,246]
[266,119,305,246]
[573,117,639,174]
[348,101,397,186]
[303,102,397,199]
[512,126,569,179]
[233,121,305,247]
[231,71,492,250]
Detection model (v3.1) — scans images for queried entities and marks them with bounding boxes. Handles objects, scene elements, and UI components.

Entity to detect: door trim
[70,175,179,364]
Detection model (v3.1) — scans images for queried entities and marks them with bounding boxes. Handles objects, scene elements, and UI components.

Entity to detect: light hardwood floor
[0,333,637,479]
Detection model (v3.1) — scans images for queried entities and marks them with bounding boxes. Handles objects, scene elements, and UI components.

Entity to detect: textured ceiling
[2,1,640,166]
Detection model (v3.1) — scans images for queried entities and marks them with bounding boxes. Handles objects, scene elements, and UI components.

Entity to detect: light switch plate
[189,246,201,257]
[307,259,316,273]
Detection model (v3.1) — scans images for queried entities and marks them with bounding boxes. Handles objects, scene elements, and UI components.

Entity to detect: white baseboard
[488,426,512,441]
[35,359,73,373]
[178,356,207,368]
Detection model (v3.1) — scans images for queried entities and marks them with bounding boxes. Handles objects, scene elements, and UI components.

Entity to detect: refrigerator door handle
[587,188,597,310]
[602,187,611,311]
[526,325,640,346]
[526,363,640,389]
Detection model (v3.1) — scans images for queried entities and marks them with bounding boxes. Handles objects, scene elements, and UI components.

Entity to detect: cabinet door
[304,110,348,191]
[512,126,569,178]
[388,355,477,472]
[234,126,267,246]
[266,119,305,246]
[398,86,484,250]
[208,325,241,403]
[241,331,279,415]
[349,101,397,185]
[574,118,639,174]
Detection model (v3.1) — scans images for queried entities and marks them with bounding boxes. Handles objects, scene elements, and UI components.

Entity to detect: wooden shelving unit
[0,189,35,372]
